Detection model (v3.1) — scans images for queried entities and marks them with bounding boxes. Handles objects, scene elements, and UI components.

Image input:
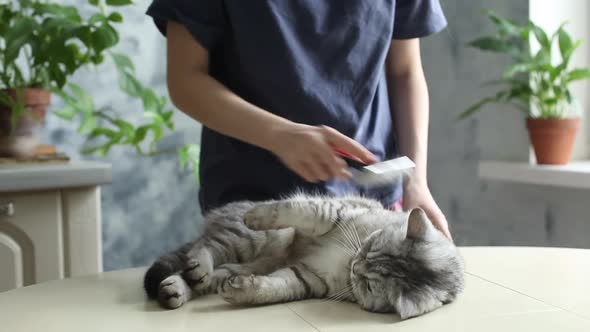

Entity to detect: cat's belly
[299,236,354,296]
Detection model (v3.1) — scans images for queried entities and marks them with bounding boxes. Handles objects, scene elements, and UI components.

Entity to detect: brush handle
[334,148,367,170]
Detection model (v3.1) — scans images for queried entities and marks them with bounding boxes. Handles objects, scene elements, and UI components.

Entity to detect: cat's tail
[143,252,185,299]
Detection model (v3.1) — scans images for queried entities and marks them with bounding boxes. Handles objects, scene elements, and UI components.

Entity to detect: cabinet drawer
[0,191,64,285]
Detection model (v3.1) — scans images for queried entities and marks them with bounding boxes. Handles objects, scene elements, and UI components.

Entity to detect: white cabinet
[0,162,111,292]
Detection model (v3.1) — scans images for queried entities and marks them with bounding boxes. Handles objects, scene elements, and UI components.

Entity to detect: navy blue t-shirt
[146,0,447,213]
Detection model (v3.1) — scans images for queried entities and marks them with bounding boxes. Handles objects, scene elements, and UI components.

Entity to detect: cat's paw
[182,259,212,292]
[158,275,190,309]
[244,203,276,229]
[218,275,258,304]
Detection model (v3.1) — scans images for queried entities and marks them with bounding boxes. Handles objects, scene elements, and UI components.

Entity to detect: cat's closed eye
[366,251,379,259]
[367,280,380,293]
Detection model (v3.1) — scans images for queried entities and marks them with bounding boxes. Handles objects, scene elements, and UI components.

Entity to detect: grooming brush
[334,149,416,187]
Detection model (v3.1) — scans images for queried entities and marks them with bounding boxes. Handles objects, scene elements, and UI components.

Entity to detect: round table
[1,247,589,332]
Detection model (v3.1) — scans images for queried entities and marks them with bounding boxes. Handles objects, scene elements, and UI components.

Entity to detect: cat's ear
[406,208,430,239]
[396,291,443,320]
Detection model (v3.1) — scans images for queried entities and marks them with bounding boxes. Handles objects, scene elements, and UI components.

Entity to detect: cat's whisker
[335,220,358,252]
[359,223,369,240]
[331,224,357,253]
[352,224,362,249]
[334,244,355,258]
[324,288,353,303]
[348,221,361,249]
[326,285,351,297]
[322,286,353,303]
[344,219,362,249]
[331,237,356,257]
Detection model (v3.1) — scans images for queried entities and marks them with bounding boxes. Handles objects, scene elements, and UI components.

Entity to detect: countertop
[0,247,589,332]
[0,161,112,192]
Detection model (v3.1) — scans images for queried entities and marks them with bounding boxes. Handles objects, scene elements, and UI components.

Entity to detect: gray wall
[424,0,590,248]
[44,0,590,271]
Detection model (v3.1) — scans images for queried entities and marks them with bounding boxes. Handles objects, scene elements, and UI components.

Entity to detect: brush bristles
[351,156,416,187]
[363,156,415,175]
[352,169,412,186]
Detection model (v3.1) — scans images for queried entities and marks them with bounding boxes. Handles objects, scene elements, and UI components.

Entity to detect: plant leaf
[549,63,567,81]
[529,21,551,50]
[485,9,520,37]
[108,12,123,23]
[111,53,135,71]
[91,23,119,53]
[54,105,78,120]
[178,144,201,184]
[557,25,574,66]
[132,125,150,144]
[68,83,95,112]
[113,119,135,137]
[503,63,529,78]
[106,0,134,6]
[566,68,590,82]
[88,13,107,25]
[88,127,118,140]
[458,91,509,119]
[467,37,512,53]
[4,17,36,63]
[79,114,97,134]
[141,89,159,112]
[119,72,143,97]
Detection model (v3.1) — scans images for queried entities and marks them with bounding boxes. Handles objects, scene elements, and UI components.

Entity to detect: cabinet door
[0,232,23,292]
[0,191,64,286]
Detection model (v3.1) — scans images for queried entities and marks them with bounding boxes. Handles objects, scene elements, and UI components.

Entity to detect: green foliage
[0,1,122,90]
[1,0,200,183]
[178,144,201,184]
[53,53,176,157]
[460,9,590,119]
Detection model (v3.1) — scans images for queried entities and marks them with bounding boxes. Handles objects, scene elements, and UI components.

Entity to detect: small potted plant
[0,0,127,157]
[460,10,590,164]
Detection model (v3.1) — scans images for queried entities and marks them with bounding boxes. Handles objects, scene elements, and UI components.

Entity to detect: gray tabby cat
[144,193,465,319]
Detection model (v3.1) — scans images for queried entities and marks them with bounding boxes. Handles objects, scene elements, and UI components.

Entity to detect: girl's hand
[403,177,452,241]
[268,124,377,183]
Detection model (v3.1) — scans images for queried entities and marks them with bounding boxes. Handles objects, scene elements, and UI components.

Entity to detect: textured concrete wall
[43,0,590,271]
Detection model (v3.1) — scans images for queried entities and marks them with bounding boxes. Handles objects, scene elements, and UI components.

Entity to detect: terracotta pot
[0,88,51,158]
[526,117,580,165]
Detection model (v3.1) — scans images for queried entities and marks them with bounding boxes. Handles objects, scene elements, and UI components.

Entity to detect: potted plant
[0,0,200,181]
[0,0,126,157]
[460,10,590,164]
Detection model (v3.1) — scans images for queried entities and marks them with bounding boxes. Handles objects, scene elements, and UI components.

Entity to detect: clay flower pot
[526,117,580,165]
[0,88,51,158]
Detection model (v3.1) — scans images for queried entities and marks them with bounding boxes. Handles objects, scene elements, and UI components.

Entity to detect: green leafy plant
[460,10,590,119]
[0,0,200,183]
[0,0,126,90]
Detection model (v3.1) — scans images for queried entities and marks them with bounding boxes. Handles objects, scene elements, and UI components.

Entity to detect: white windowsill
[478,161,590,189]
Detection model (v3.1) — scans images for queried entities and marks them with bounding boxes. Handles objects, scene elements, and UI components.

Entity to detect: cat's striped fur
[143,193,464,319]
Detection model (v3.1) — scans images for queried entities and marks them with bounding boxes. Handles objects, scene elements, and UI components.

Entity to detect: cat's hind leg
[218,264,329,305]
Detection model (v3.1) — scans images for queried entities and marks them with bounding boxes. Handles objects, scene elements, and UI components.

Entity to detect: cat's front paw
[182,258,212,292]
[244,203,277,230]
[218,275,258,304]
[158,275,190,309]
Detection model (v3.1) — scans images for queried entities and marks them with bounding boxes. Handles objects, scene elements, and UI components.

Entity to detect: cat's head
[350,208,465,320]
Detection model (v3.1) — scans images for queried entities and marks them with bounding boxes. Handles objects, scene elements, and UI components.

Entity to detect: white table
[0,247,589,332]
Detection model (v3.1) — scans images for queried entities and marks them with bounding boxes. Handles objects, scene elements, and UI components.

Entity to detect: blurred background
[38,0,590,270]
